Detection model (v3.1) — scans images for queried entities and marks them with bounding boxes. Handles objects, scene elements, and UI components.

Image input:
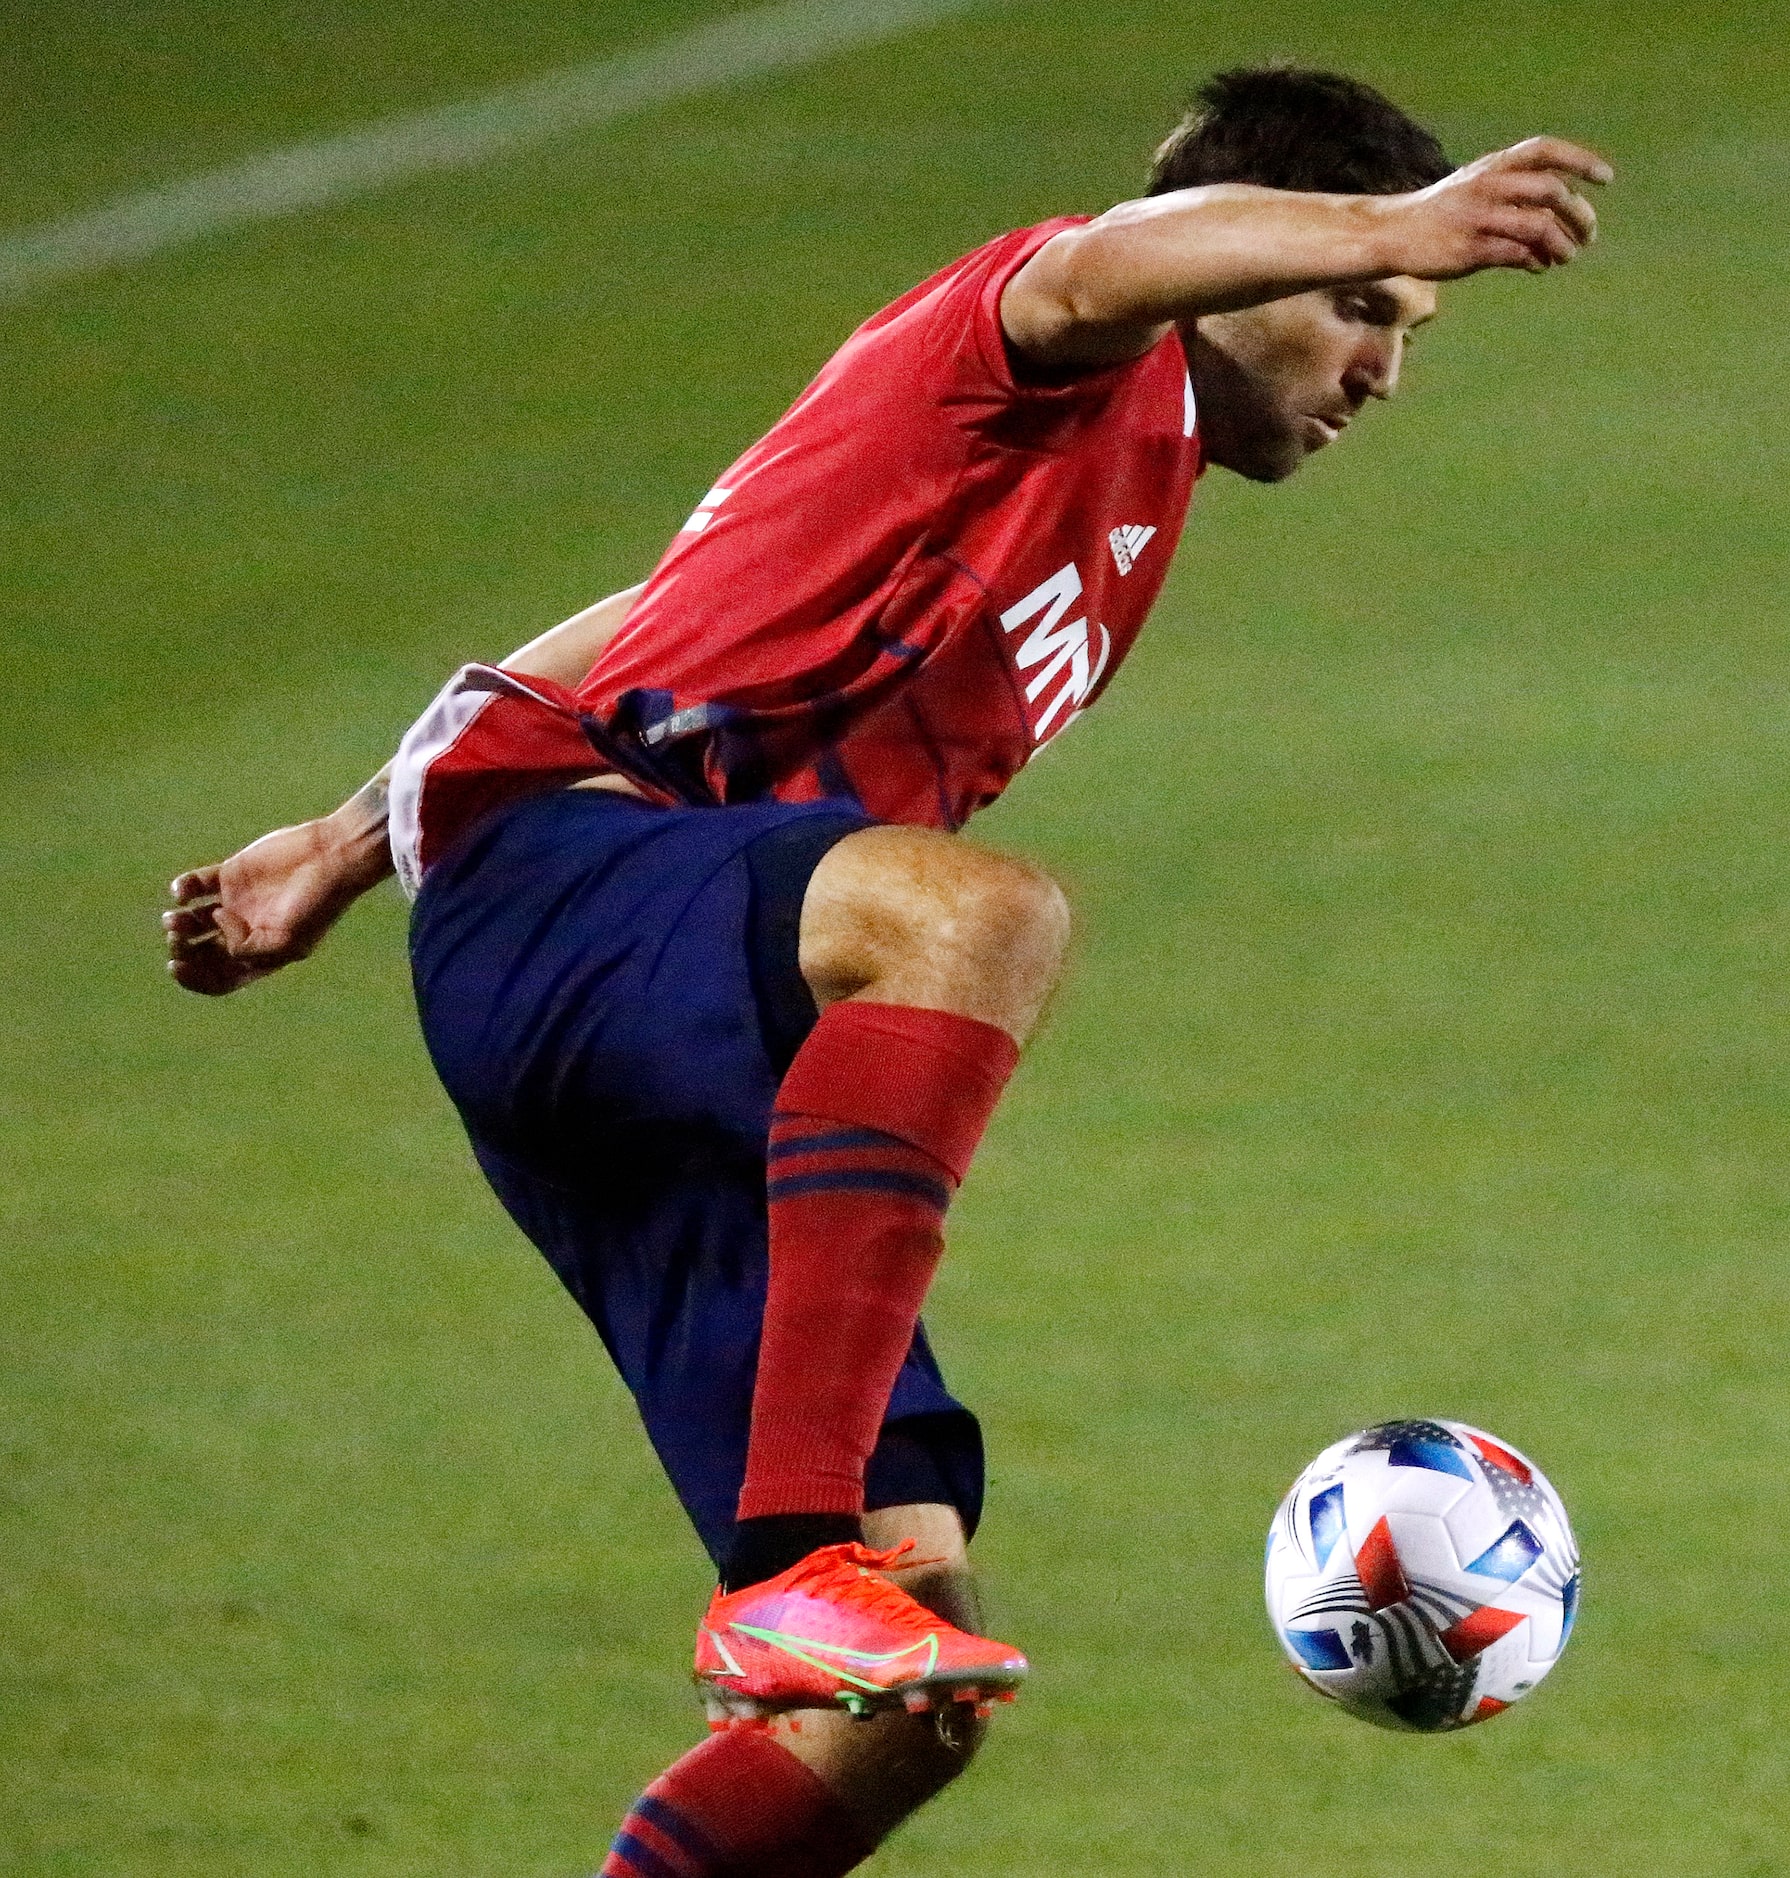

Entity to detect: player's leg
[766,1504,990,1838]
[410,791,1031,1846]
[724,826,1068,1594]
[602,1505,988,1878]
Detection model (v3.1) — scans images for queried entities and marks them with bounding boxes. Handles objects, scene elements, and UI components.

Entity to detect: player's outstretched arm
[164,581,646,995]
[1004,137,1613,371]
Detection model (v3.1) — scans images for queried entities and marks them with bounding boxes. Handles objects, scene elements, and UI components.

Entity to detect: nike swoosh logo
[725,1622,941,1693]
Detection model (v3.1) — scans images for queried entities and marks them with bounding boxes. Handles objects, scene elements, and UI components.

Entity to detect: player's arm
[496,582,647,684]
[164,582,645,996]
[1003,137,1613,372]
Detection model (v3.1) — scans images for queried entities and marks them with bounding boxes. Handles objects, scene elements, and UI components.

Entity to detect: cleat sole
[696,1662,1024,1722]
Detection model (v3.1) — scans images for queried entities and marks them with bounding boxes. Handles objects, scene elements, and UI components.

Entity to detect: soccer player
[165,68,1609,1878]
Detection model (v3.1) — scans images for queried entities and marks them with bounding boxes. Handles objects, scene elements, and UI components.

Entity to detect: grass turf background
[4,0,1787,1870]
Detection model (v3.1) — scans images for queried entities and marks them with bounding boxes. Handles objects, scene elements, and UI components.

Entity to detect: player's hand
[164,817,386,996]
[1377,138,1613,279]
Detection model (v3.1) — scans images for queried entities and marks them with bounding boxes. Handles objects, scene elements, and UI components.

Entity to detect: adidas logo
[1108,524,1155,576]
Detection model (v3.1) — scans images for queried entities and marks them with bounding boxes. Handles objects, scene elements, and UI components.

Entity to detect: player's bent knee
[801,826,1070,1038]
[941,847,1066,951]
[916,856,1069,1038]
[964,860,1071,990]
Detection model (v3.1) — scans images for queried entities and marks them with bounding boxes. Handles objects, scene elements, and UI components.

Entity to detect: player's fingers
[165,923,224,956]
[161,904,218,938]
[1555,187,1598,246]
[1499,172,1598,246]
[167,948,249,995]
[162,905,293,967]
[1477,236,1543,272]
[210,902,259,953]
[164,933,223,980]
[1485,207,1575,268]
[169,866,221,902]
[1530,214,1579,265]
[1491,137,1614,185]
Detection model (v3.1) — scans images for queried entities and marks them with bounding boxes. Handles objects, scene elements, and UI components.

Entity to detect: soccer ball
[1264,1419,1580,1732]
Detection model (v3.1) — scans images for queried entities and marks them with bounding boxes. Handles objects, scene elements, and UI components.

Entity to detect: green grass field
[5,1,1788,1871]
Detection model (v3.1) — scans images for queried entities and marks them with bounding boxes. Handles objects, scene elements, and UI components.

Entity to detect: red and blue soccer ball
[1265,1419,1580,1732]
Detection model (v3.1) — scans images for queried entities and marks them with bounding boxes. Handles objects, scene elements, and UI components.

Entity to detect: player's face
[1188,278,1439,482]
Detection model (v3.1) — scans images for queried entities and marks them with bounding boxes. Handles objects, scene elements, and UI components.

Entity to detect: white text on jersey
[1000,561,1113,743]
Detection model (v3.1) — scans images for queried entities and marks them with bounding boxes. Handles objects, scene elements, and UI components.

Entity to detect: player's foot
[694,1542,1027,1722]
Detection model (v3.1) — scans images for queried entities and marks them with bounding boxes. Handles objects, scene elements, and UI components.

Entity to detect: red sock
[599,1728,873,1878]
[736,1001,1019,1524]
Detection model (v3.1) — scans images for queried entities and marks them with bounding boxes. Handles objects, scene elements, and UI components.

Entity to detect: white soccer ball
[1264,1419,1580,1732]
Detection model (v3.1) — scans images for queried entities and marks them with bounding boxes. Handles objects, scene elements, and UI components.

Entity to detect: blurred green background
[4,1,1787,1871]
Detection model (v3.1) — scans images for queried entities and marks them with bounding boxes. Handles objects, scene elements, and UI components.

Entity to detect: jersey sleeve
[920,217,1137,428]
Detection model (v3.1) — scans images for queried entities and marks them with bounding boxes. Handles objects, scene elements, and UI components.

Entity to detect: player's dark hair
[1148,67,1451,198]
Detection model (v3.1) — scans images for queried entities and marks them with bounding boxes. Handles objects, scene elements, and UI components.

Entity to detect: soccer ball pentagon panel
[1264,1420,1580,1732]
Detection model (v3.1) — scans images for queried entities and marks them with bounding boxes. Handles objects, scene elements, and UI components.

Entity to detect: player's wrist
[319,797,395,889]
[1349,192,1420,282]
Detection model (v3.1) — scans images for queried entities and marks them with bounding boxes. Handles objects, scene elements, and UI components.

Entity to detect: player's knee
[802,828,1070,1038]
[928,855,1069,1039]
[954,855,1071,987]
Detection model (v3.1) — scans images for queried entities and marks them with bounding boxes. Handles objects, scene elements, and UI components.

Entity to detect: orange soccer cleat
[694,1543,1028,1722]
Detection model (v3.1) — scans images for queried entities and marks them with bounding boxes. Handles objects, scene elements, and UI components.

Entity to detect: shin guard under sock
[735,1001,1019,1538]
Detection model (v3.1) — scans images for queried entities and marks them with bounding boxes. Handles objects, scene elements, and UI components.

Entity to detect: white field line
[0,0,988,308]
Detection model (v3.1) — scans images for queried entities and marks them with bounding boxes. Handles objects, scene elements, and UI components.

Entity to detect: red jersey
[391,218,1204,893]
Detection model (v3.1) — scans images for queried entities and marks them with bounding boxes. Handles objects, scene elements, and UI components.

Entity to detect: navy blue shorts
[409,788,985,1567]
